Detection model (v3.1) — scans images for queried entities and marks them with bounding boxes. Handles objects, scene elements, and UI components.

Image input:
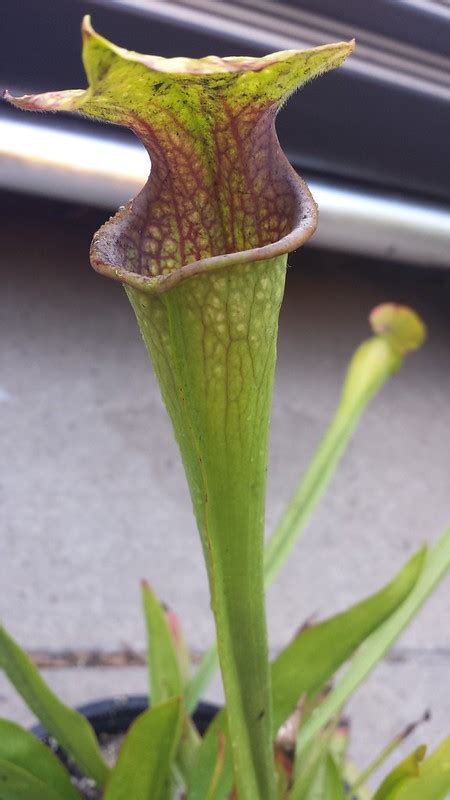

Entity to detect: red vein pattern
[93,95,300,281]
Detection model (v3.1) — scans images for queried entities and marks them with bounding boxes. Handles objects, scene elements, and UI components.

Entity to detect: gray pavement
[1,200,450,777]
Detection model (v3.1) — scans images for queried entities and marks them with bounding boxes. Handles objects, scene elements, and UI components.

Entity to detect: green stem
[186,646,218,714]
[350,739,403,795]
[263,395,370,585]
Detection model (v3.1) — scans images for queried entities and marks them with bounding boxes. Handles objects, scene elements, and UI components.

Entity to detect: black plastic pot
[33,694,219,742]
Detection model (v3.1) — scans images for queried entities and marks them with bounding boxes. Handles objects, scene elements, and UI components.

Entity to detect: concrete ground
[1,193,450,781]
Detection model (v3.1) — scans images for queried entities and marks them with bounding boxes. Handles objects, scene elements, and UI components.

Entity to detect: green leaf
[293,752,346,800]
[373,745,427,800]
[272,547,426,731]
[141,582,200,785]
[103,697,183,800]
[188,548,424,800]
[0,758,65,800]
[297,525,450,751]
[0,719,81,800]
[142,581,184,704]
[391,737,450,800]
[290,721,340,800]
[187,715,233,800]
[204,730,227,800]
[0,624,109,786]
[323,755,347,800]
[328,722,350,771]
[164,606,191,687]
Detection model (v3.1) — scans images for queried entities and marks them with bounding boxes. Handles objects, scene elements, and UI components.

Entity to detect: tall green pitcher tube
[6,22,353,797]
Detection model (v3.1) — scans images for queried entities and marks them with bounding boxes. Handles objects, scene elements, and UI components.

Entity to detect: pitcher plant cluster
[2,18,450,800]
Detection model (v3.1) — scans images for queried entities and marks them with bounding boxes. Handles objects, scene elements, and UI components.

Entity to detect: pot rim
[31,694,219,739]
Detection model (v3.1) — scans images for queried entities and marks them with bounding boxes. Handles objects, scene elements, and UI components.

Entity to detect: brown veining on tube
[90,93,317,294]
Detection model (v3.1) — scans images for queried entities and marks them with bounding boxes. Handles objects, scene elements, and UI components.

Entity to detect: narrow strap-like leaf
[187,547,425,800]
[185,644,217,715]
[103,697,183,800]
[0,719,81,800]
[0,625,109,786]
[0,757,65,800]
[290,720,340,800]
[272,547,425,731]
[323,755,347,800]
[291,750,345,800]
[142,581,200,785]
[205,731,227,800]
[187,717,232,800]
[142,581,184,703]
[297,525,450,751]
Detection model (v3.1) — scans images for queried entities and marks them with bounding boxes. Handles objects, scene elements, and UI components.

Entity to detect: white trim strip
[1,118,449,268]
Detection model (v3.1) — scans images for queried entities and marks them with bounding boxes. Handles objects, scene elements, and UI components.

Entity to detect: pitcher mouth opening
[90,168,317,295]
